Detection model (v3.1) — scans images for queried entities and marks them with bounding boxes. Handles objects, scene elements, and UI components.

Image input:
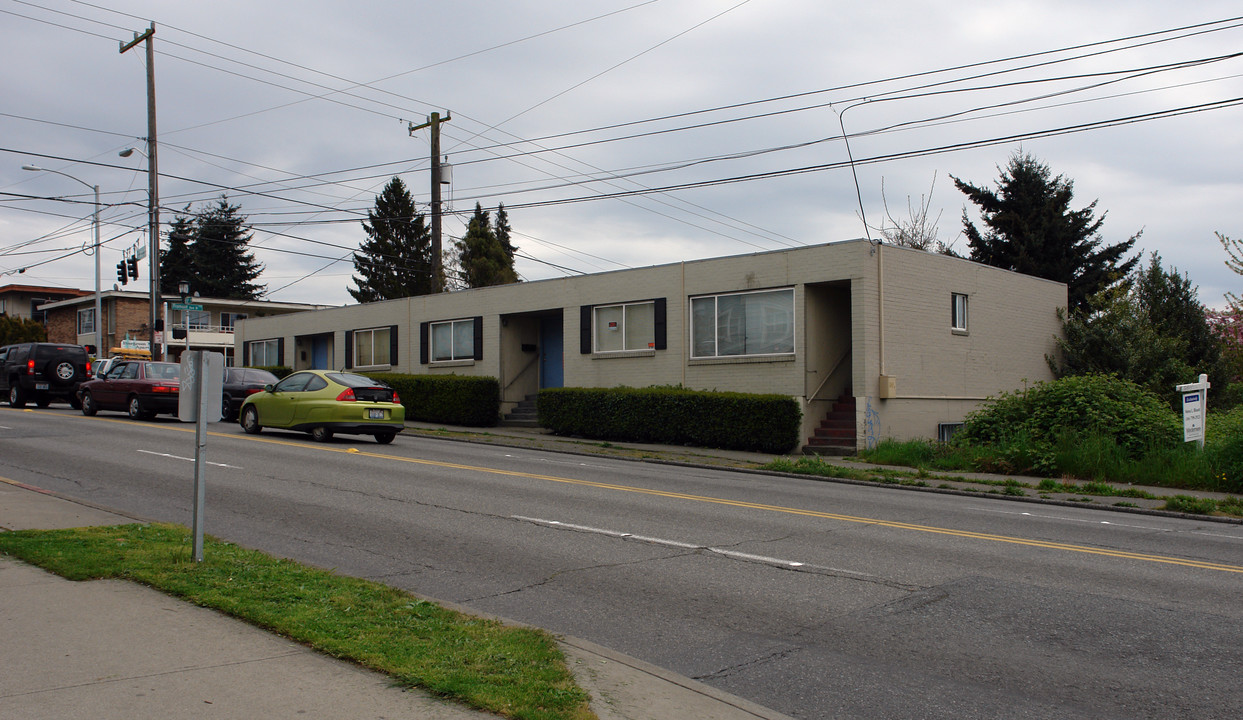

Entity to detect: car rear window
[35,344,86,361]
[326,372,390,389]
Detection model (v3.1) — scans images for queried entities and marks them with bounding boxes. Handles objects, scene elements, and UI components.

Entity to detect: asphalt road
[3,406,1242,719]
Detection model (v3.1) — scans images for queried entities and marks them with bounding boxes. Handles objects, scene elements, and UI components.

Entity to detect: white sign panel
[178,351,225,423]
[1182,392,1205,443]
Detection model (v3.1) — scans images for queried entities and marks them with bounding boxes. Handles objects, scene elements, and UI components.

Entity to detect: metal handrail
[809,348,850,401]
[503,354,540,396]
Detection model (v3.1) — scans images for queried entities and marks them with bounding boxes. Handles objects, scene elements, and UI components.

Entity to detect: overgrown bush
[538,386,801,454]
[364,373,500,427]
[961,374,1180,458]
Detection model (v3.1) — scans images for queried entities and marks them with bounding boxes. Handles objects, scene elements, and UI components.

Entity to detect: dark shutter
[419,322,429,365]
[276,337,285,366]
[389,325,399,365]
[472,316,483,361]
[344,330,354,369]
[653,298,667,350]
[580,305,592,354]
[242,343,250,366]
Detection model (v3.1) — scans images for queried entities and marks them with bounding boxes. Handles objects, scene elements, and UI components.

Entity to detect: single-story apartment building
[235,240,1067,451]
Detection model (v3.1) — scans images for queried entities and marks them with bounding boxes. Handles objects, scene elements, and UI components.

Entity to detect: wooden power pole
[409,112,451,292]
[120,23,161,358]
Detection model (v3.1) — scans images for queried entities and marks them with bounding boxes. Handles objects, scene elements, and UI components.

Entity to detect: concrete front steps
[803,394,857,455]
[501,394,540,427]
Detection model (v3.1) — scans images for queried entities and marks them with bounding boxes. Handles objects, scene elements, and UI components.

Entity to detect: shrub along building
[235,240,1066,453]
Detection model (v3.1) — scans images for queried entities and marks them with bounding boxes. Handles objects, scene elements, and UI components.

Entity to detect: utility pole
[409,112,450,292]
[120,23,161,359]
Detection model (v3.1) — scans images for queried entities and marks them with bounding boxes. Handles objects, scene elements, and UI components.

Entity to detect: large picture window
[353,326,392,367]
[431,318,475,361]
[247,338,281,366]
[691,288,794,358]
[594,301,655,352]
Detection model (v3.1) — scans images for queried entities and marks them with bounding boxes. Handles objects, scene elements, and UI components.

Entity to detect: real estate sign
[1176,374,1211,448]
[1182,392,1204,443]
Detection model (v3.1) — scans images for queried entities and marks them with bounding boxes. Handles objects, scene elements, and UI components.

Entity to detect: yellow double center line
[220,430,1243,575]
[14,410,1243,575]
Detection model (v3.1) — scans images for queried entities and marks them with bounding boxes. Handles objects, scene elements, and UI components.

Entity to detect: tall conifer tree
[350,177,434,302]
[456,203,519,288]
[952,152,1138,314]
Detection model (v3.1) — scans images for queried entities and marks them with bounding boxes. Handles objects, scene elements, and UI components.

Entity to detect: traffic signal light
[126,256,139,279]
[116,261,128,285]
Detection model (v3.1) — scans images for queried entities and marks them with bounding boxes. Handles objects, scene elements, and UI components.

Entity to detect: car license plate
[35,382,49,390]
[368,409,385,420]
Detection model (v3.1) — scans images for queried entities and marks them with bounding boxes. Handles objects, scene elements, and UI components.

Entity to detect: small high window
[951,293,969,333]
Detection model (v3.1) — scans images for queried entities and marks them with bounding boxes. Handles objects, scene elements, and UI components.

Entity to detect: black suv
[0,342,91,408]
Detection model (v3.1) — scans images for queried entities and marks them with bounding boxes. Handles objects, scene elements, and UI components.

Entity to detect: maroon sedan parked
[78,360,180,419]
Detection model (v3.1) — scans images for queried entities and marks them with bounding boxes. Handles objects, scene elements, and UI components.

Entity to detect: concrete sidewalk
[0,479,792,720]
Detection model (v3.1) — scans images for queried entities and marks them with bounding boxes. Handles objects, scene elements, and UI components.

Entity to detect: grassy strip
[762,456,1243,518]
[0,523,593,720]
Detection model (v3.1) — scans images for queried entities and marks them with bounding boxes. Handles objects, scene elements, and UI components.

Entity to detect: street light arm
[22,164,96,193]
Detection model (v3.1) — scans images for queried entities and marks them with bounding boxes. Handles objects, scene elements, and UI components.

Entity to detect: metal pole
[146,27,161,361]
[20,166,102,355]
[92,184,101,357]
[192,351,207,562]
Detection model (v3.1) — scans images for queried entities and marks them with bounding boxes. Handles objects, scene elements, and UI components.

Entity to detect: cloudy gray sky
[2,0,1241,309]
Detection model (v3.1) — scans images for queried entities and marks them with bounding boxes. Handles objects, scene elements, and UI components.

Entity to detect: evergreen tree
[1051,253,1230,407]
[952,152,1138,314]
[158,211,196,296]
[189,197,266,299]
[350,177,434,302]
[0,314,46,344]
[456,203,520,289]
[494,203,517,259]
[156,198,264,299]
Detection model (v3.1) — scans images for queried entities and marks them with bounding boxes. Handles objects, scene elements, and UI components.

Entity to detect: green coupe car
[239,370,405,444]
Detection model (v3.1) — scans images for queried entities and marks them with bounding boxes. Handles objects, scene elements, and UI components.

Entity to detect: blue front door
[312,336,329,369]
[539,317,563,389]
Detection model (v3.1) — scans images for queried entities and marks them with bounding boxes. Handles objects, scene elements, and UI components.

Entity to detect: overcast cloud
[2,0,1241,309]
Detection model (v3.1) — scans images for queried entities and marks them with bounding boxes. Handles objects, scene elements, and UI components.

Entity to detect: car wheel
[374,432,395,445]
[8,384,26,408]
[240,405,262,434]
[310,426,333,442]
[69,395,82,410]
[221,396,232,422]
[81,391,97,416]
[127,395,147,420]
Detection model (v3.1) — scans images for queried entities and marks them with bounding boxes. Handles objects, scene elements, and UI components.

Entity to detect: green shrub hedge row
[538,386,801,454]
[363,372,500,427]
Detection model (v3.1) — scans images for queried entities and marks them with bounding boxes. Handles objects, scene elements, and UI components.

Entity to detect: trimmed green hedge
[538,386,801,454]
[364,373,500,427]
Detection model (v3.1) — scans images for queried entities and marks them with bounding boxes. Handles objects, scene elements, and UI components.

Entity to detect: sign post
[1176,373,1211,449]
[179,351,224,562]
